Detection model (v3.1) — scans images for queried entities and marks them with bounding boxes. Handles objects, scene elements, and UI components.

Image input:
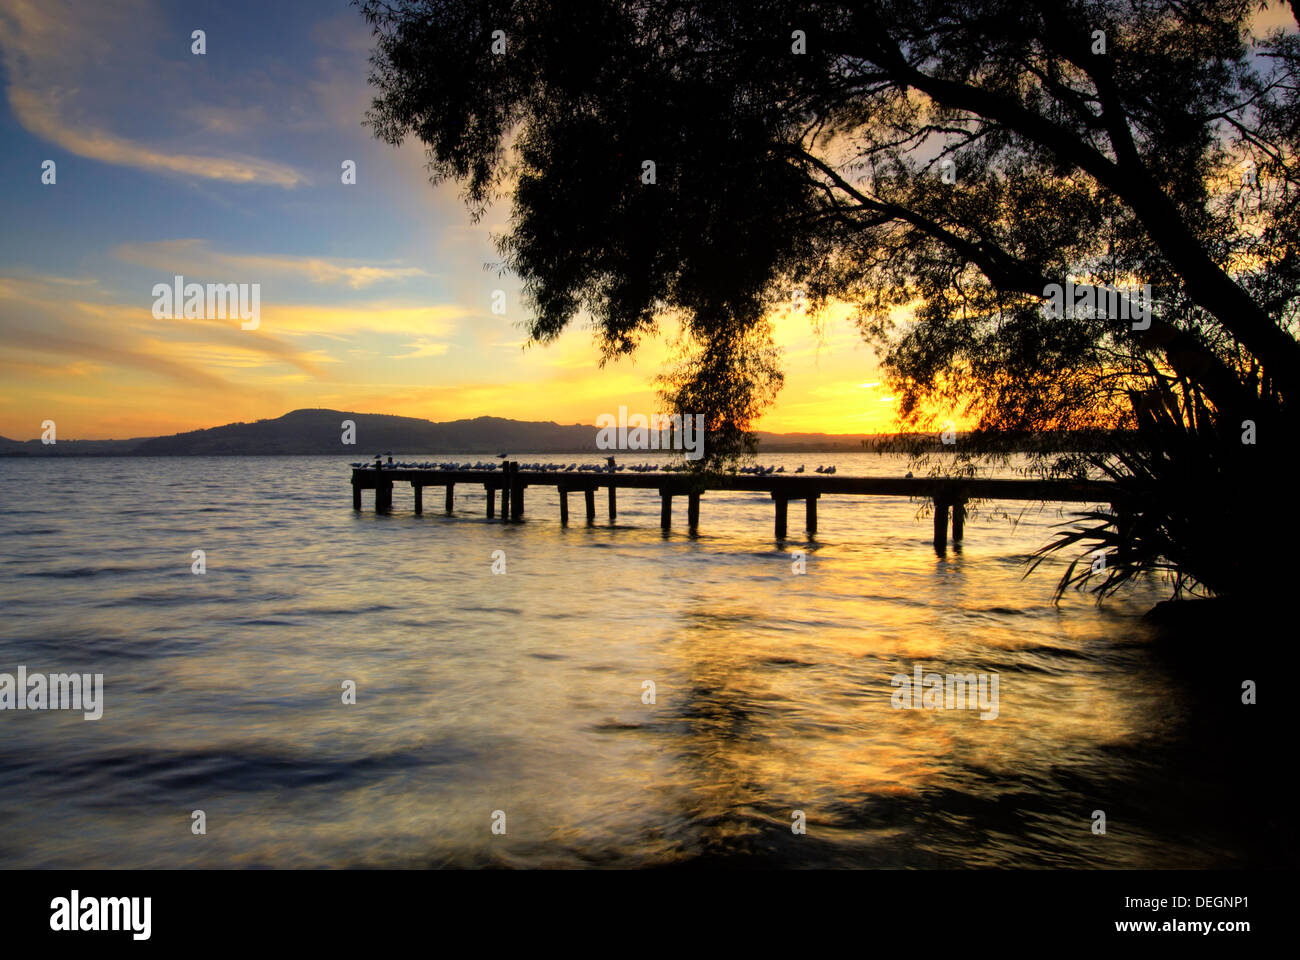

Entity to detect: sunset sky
[0,0,900,441]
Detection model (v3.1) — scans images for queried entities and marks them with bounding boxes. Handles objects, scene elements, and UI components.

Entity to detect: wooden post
[660,491,672,530]
[687,492,700,531]
[506,464,522,520]
[774,496,788,539]
[413,484,423,515]
[352,482,361,511]
[933,497,949,551]
[377,480,393,513]
[445,484,455,513]
[608,484,617,523]
[560,488,569,526]
[501,469,511,522]
[585,487,596,524]
[805,495,818,536]
[951,498,965,541]
[486,484,495,518]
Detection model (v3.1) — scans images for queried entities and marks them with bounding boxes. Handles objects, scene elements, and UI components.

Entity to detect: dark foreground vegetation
[362,0,1300,606]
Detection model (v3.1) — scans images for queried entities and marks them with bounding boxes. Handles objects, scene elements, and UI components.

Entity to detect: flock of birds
[350,454,837,474]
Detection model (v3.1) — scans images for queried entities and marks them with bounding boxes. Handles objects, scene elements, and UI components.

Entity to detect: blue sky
[0,0,902,439]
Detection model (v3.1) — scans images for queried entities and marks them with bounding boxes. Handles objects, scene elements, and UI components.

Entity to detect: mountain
[0,435,151,456]
[0,408,880,456]
[131,409,598,455]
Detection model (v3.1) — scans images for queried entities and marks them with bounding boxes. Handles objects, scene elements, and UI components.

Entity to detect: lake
[0,454,1280,868]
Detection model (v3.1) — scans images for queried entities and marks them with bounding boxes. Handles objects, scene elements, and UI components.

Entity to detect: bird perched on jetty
[795,465,805,474]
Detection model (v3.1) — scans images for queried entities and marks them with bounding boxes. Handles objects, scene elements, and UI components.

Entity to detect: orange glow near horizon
[0,283,972,441]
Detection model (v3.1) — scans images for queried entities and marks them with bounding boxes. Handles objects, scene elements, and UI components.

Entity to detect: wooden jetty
[351,462,1122,551]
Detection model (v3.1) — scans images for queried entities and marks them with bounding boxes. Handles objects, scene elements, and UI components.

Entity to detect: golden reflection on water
[0,454,1255,868]
[640,593,1179,867]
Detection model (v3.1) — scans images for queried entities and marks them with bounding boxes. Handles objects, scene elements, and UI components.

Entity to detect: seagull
[795,465,805,474]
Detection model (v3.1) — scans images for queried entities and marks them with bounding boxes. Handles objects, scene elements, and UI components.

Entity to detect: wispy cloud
[389,338,450,360]
[0,273,326,381]
[114,239,429,289]
[8,89,306,186]
[0,0,305,186]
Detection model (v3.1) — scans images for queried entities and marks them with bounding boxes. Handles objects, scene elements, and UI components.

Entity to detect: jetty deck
[351,462,1122,551]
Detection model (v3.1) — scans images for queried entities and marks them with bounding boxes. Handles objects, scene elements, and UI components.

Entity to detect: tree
[361,0,1300,600]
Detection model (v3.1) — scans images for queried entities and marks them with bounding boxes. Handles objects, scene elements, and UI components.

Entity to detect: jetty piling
[933,498,949,552]
[351,461,1120,548]
[772,494,789,539]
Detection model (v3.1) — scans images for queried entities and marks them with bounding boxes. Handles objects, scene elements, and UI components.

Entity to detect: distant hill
[130,409,602,456]
[752,430,876,452]
[0,408,878,455]
[0,408,882,456]
[0,434,151,456]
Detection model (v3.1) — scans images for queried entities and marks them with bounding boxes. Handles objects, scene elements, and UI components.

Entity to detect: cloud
[389,339,450,359]
[256,302,465,338]
[1,326,232,391]
[114,239,429,289]
[0,273,326,381]
[8,89,306,186]
[0,0,305,186]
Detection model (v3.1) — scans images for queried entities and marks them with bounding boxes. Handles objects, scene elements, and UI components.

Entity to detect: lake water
[0,454,1282,868]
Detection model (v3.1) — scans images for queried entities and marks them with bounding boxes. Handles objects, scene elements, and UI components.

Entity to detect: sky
[0,0,894,441]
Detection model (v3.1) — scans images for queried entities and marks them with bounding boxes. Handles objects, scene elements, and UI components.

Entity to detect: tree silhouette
[361,0,1300,599]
